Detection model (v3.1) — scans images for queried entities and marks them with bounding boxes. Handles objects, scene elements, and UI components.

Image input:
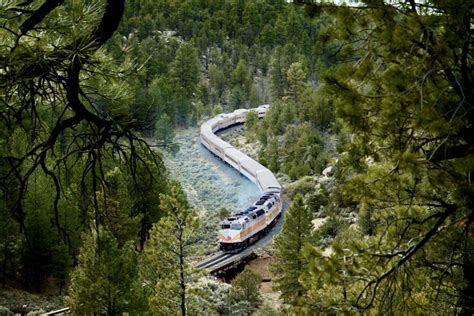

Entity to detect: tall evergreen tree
[155,113,176,148]
[269,44,305,100]
[272,194,312,308]
[67,230,146,315]
[141,184,202,316]
[230,59,253,109]
[208,63,227,105]
[170,42,201,98]
[285,62,307,102]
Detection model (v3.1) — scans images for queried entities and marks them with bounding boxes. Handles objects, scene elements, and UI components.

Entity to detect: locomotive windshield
[221,224,230,229]
[231,223,242,230]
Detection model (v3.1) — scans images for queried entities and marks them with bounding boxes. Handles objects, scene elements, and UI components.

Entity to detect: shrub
[0,306,13,316]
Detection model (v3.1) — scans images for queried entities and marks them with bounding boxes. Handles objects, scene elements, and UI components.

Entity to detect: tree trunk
[180,242,186,316]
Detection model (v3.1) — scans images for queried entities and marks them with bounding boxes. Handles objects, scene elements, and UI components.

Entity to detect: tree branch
[355,204,456,310]
[20,0,65,35]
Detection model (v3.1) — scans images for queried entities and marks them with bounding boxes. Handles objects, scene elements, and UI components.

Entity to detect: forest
[0,0,472,315]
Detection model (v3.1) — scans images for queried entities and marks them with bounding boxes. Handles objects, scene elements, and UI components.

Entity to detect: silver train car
[200,105,282,252]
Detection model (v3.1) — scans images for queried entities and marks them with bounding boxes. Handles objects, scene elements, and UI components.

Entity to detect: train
[200,105,282,253]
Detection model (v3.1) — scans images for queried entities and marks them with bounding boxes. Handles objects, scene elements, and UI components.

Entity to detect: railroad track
[195,252,232,269]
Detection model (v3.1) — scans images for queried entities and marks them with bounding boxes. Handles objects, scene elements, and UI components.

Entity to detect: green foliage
[0,306,13,316]
[120,0,329,118]
[253,61,336,179]
[285,62,307,102]
[244,110,259,142]
[314,217,346,241]
[96,167,139,245]
[256,303,279,316]
[272,194,312,308]
[211,104,224,116]
[170,42,201,99]
[0,0,171,295]
[245,110,259,130]
[229,60,253,109]
[269,44,307,100]
[291,1,474,314]
[208,64,227,105]
[18,171,74,292]
[299,85,336,132]
[284,176,317,200]
[230,267,262,311]
[155,113,176,147]
[141,184,203,315]
[67,230,146,314]
[218,208,231,220]
[0,0,339,305]
[306,185,329,214]
[128,150,169,250]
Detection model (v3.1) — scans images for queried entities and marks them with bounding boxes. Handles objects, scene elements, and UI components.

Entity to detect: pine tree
[285,62,307,102]
[170,42,201,98]
[155,113,176,148]
[141,184,202,316]
[269,44,305,101]
[230,59,253,109]
[296,1,474,314]
[245,110,259,142]
[208,63,227,105]
[129,151,169,251]
[67,230,145,314]
[272,194,312,308]
[95,166,142,246]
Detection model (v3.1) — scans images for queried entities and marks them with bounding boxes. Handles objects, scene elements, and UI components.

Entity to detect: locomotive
[200,105,282,253]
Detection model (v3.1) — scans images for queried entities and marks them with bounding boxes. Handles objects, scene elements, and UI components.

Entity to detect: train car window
[252,214,257,219]
[256,209,265,217]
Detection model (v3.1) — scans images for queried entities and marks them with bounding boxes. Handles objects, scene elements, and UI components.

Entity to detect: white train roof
[256,169,281,191]
[233,109,248,115]
[205,133,233,150]
[224,147,247,161]
[239,157,265,176]
[200,105,281,195]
